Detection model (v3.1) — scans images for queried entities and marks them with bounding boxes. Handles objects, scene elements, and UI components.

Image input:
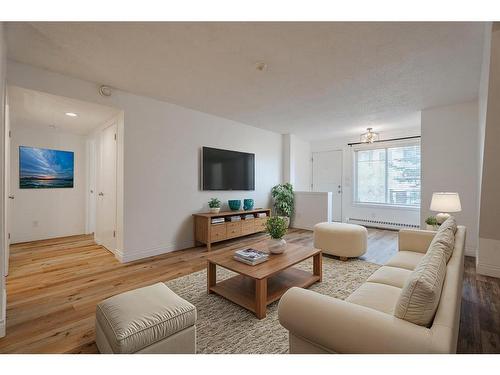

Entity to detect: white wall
[311,128,421,228]
[282,134,311,191]
[293,191,332,230]
[0,22,6,337]
[478,23,500,278]
[9,123,88,243]
[122,97,282,261]
[478,23,492,188]
[421,100,479,256]
[7,61,282,262]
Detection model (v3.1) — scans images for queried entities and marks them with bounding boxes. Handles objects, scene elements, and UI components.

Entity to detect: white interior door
[312,150,343,222]
[86,139,96,235]
[96,123,117,253]
[3,103,10,276]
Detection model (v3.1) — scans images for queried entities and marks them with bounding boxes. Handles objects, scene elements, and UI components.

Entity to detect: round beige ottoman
[313,222,368,260]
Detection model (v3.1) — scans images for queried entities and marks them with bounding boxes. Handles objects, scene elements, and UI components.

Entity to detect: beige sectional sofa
[278,225,466,354]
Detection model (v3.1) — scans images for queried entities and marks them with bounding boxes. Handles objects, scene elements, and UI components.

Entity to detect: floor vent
[348,218,420,230]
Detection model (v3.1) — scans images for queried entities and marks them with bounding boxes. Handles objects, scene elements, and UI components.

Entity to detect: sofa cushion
[429,216,457,263]
[96,283,197,353]
[385,251,425,271]
[346,282,402,314]
[367,266,413,289]
[394,245,447,327]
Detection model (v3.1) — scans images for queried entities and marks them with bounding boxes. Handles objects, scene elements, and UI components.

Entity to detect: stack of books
[211,217,225,225]
[243,214,255,220]
[233,248,269,265]
[256,212,267,218]
[228,216,241,222]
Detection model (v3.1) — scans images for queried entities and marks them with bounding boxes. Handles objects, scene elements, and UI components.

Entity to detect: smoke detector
[255,62,268,71]
[99,85,113,97]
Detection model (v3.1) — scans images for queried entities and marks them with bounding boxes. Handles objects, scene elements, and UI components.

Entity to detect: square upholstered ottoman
[95,283,197,354]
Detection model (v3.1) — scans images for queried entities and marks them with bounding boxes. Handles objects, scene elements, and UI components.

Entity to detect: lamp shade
[430,192,462,213]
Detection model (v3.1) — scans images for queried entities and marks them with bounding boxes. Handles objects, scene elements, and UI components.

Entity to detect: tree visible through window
[355,143,420,207]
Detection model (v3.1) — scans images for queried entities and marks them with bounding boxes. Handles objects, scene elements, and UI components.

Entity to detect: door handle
[8,195,14,199]
[98,192,104,196]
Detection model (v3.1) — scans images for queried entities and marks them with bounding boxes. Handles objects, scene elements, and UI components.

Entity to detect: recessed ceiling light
[65,112,78,117]
[49,124,57,129]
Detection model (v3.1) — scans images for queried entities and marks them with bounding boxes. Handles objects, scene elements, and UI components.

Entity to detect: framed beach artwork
[19,146,74,189]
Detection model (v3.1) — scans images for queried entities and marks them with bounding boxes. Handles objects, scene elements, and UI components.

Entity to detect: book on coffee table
[233,248,269,265]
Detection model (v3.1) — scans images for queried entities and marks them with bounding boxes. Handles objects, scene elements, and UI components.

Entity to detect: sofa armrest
[278,287,433,354]
[398,229,436,254]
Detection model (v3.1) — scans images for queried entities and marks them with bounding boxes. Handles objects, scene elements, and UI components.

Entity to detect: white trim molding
[0,284,5,337]
[115,240,195,263]
[477,237,500,278]
[465,247,477,257]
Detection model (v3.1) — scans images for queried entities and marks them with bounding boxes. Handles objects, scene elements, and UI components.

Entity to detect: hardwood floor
[0,228,498,353]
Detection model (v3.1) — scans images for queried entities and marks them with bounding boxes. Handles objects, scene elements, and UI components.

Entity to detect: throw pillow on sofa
[428,216,457,263]
[394,244,447,327]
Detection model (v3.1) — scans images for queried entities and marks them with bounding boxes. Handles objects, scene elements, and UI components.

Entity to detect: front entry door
[312,150,343,222]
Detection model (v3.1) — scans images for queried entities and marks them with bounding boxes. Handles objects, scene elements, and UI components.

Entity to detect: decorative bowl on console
[228,200,241,211]
[243,199,254,211]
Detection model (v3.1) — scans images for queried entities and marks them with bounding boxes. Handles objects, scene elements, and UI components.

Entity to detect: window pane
[387,145,421,206]
[356,149,386,204]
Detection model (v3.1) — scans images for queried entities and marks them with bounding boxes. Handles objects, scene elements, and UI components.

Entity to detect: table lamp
[430,192,461,224]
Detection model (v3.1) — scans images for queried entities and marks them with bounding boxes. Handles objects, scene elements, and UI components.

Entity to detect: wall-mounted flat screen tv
[19,146,74,189]
[202,147,255,190]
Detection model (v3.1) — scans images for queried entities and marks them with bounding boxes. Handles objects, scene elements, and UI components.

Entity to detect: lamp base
[436,212,450,224]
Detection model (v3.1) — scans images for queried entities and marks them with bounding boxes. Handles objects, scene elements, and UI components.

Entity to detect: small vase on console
[243,199,254,211]
[228,200,241,211]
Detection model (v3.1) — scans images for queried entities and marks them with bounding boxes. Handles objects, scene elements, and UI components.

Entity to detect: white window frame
[352,139,421,209]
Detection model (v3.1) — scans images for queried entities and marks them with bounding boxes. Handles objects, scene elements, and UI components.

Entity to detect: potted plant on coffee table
[265,216,288,254]
[271,183,294,227]
[208,198,221,214]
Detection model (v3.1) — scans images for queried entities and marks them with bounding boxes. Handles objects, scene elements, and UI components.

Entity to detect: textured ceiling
[6,22,485,140]
[8,86,120,135]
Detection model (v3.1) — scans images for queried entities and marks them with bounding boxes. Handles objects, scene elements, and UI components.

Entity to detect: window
[354,143,421,207]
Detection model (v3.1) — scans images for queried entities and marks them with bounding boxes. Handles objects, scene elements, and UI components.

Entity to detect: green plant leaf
[271,183,294,217]
[265,216,288,239]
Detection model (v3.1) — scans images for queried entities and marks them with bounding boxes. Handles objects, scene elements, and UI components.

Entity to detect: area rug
[165,256,380,354]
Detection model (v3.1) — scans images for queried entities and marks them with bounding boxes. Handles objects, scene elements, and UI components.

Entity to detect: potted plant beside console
[208,198,221,214]
[271,183,294,227]
[266,216,288,254]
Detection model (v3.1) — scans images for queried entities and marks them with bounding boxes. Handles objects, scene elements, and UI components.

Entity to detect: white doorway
[3,101,10,276]
[86,139,96,235]
[95,122,117,253]
[312,150,343,222]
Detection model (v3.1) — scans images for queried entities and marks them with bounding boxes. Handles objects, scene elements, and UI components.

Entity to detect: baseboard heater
[348,218,420,230]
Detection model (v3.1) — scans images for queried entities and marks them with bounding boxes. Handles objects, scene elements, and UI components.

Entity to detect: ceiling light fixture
[65,112,78,117]
[360,127,379,143]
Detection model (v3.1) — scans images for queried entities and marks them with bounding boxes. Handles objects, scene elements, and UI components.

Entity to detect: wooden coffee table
[207,241,322,319]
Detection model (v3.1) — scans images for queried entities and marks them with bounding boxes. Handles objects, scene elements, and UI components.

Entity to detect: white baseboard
[465,247,477,257]
[1,286,5,337]
[115,240,195,263]
[477,237,500,278]
[477,261,500,278]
